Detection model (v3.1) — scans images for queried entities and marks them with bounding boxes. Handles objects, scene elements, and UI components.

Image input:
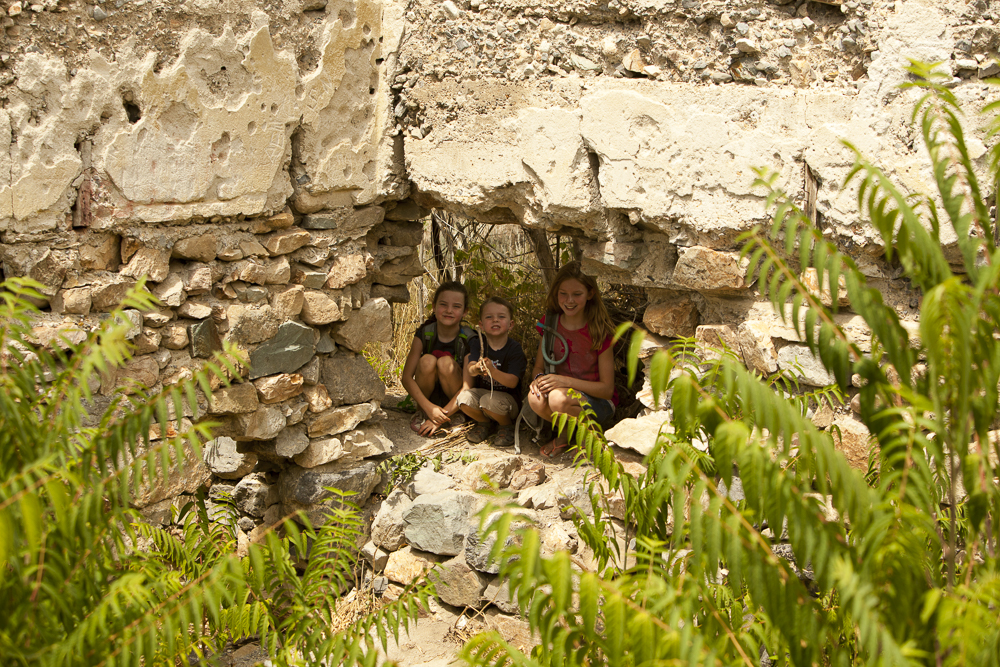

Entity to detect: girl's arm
[400,338,438,415]
[535,346,615,400]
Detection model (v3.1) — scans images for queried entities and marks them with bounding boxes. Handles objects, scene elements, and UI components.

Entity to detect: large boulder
[402,490,482,556]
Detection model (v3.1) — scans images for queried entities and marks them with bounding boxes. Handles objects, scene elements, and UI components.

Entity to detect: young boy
[456,296,527,447]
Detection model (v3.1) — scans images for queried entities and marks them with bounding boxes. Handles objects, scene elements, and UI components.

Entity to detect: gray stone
[249,322,317,380]
[432,556,488,608]
[293,435,346,468]
[321,354,385,406]
[189,319,222,359]
[333,298,391,352]
[275,425,310,458]
[278,460,382,525]
[464,512,524,574]
[234,474,271,518]
[342,423,393,458]
[361,541,389,571]
[302,206,385,239]
[371,488,414,551]
[402,490,481,556]
[203,436,258,479]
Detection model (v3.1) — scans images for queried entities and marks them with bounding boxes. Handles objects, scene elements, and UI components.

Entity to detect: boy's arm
[460,352,475,392]
[484,342,527,389]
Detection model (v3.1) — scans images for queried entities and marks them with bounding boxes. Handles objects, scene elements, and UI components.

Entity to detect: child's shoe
[493,423,516,448]
[467,420,497,443]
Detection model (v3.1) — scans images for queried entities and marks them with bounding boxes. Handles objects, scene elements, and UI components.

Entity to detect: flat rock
[671,246,746,291]
[227,304,279,346]
[307,402,376,438]
[325,254,369,289]
[209,383,259,415]
[406,466,455,497]
[321,354,386,406]
[265,229,311,256]
[605,411,672,456]
[403,490,482,556]
[249,322,317,380]
[173,234,217,262]
[643,293,700,337]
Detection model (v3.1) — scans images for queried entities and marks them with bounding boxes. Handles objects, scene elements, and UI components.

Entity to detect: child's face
[433,290,466,326]
[479,302,512,337]
[557,278,592,317]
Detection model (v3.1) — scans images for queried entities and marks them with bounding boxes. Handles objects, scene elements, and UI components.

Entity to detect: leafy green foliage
[0,279,429,666]
[461,63,1000,667]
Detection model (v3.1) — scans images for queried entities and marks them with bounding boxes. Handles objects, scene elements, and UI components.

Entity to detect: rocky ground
[220,392,648,666]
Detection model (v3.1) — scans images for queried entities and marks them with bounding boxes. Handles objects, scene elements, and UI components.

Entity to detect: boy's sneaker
[467,420,497,444]
[493,423,516,448]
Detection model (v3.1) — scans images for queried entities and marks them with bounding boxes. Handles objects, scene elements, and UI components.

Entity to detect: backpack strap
[417,320,437,356]
[456,324,475,362]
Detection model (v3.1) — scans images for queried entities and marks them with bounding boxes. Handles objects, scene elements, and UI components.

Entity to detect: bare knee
[548,389,579,414]
[436,355,459,376]
[416,355,438,380]
[528,392,552,419]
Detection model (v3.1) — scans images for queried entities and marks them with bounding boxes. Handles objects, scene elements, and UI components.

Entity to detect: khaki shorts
[455,387,518,419]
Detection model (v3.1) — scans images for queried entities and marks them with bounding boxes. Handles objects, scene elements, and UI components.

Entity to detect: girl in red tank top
[528,262,616,457]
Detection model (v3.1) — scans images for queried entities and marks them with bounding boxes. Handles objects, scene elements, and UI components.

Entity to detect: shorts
[455,388,518,419]
[579,392,615,426]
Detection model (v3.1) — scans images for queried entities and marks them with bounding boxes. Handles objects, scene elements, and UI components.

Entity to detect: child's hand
[427,405,451,427]
[533,374,567,396]
[480,359,496,374]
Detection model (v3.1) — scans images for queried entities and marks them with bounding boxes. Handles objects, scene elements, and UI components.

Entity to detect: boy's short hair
[479,296,514,320]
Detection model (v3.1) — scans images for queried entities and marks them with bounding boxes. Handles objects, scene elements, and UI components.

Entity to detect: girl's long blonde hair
[543,262,615,350]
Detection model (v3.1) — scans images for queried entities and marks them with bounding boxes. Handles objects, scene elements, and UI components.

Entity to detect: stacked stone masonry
[0,0,991,562]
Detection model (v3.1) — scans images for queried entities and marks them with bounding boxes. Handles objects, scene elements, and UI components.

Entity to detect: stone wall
[0,0,993,531]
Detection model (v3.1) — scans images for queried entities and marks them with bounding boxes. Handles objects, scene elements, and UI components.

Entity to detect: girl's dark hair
[422,281,469,324]
[543,261,615,349]
[479,295,514,320]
